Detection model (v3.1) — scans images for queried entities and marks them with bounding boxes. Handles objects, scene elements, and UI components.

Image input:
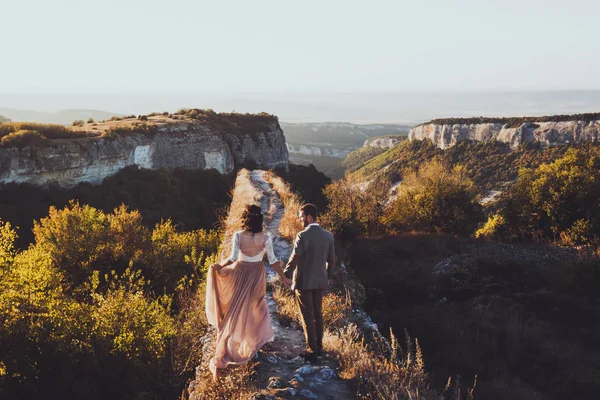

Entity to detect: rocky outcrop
[363,135,406,149]
[0,116,288,187]
[286,143,351,158]
[409,119,600,149]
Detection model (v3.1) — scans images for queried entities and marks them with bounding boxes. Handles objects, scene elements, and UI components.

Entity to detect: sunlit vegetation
[263,170,304,240]
[176,108,278,141]
[495,146,600,245]
[0,130,48,148]
[384,160,483,235]
[341,145,387,173]
[347,138,594,194]
[0,122,89,143]
[0,200,221,398]
[0,166,234,249]
[0,110,282,148]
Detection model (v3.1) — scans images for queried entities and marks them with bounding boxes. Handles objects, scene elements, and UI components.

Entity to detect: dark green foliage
[275,163,331,211]
[0,166,234,249]
[347,235,600,399]
[421,112,600,128]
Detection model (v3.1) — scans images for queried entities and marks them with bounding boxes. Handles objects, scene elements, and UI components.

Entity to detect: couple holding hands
[206,203,335,381]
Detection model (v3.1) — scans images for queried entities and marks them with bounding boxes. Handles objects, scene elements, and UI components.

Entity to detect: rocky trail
[247,171,353,399]
[189,170,354,399]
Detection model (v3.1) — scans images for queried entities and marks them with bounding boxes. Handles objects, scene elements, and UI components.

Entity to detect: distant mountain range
[0,108,122,124]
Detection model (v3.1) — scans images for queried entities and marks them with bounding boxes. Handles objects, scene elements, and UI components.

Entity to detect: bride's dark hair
[241,204,263,233]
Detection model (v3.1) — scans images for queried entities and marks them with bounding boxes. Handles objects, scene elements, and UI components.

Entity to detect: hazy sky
[2,0,599,94]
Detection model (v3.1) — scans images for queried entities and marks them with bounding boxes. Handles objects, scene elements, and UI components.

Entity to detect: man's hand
[211,263,222,271]
[282,276,292,289]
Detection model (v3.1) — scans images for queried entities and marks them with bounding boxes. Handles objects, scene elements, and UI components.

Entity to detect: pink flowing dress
[205,231,278,374]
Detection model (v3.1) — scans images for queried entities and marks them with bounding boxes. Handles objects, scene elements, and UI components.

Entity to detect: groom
[284,203,336,363]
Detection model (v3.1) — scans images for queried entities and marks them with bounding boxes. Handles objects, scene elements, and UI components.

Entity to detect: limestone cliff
[363,134,406,149]
[286,143,351,158]
[0,112,288,187]
[409,115,600,149]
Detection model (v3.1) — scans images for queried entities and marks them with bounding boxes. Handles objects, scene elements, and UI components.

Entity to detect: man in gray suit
[284,203,336,363]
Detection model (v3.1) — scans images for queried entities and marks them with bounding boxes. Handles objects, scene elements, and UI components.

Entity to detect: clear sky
[1,0,599,94]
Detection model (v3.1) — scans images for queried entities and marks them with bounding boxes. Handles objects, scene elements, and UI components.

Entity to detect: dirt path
[248,170,354,400]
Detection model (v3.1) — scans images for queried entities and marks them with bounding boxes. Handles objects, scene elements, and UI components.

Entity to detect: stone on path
[299,388,319,399]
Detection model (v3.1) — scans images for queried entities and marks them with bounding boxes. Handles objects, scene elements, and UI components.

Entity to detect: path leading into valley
[247,170,354,399]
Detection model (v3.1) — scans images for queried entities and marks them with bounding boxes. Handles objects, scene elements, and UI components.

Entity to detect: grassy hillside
[346,139,592,194]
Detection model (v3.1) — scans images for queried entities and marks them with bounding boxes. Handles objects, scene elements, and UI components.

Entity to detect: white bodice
[228,231,278,264]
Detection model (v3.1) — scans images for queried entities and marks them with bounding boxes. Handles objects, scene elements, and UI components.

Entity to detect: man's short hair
[300,203,318,220]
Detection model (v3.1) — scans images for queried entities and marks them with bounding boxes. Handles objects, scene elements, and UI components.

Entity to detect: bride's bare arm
[212,232,239,271]
[270,260,286,279]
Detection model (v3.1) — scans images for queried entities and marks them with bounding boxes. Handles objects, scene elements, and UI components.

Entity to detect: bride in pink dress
[206,205,291,381]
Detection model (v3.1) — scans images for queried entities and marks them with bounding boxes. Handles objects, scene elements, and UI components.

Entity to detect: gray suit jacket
[284,224,336,291]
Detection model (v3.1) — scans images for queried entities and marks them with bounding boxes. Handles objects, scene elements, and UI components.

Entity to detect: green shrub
[321,178,389,240]
[87,118,94,123]
[384,160,483,235]
[504,147,600,243]
[475,213,506,240]
[0,199,218,398]
[90,268,176,361]
[72,120,84,127]
[33,200,111,286]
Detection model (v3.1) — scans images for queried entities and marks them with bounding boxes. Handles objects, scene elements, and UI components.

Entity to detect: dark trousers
[295,288,325,354]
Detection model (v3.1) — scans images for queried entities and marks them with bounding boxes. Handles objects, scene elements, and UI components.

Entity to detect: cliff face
[363,135,406,149]
[409,120,600,149]
[286,143,351,158]
[0,116,288,187]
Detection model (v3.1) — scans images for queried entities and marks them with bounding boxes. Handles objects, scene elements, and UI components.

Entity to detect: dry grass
[324,325,445,400]
[188,363,258,400]
[219,169,262,255]
[263,170,303,240]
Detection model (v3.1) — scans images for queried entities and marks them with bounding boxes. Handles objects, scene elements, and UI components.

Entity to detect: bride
[205,204,291,382]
